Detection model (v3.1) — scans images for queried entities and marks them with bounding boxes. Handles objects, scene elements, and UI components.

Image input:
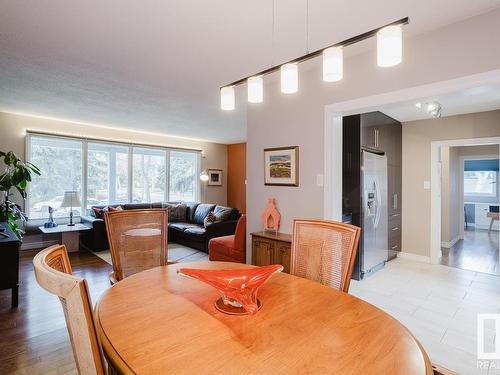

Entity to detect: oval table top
[95,262,433,375]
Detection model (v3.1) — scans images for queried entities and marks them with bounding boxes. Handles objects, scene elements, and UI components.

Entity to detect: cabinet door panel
[392,123,402,166]
[388,164,402,215]
[252,239,273,266]
[274,241,291,274]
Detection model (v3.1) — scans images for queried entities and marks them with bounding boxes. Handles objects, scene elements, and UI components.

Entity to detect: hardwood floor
[0,249,111,375]
[440,229,499,275]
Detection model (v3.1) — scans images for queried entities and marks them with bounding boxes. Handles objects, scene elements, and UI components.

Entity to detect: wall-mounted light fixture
[199,170,209,182]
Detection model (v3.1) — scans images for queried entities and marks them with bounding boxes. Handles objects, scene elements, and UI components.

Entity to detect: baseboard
[475,224,500,231]
[441,236,462,249]
[21,240,59,251]
[397,252,431,263]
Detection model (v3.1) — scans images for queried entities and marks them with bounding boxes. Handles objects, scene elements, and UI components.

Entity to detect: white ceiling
[1,0,500,143]
[379,83,500,122]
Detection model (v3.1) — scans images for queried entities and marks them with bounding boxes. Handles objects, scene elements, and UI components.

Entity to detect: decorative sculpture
[262,198,281,232]
[178,264,283,315]
[43,206,58,228]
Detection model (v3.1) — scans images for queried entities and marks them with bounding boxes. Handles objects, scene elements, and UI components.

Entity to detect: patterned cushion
[92,207,108,219]
[162,203,187,222]
[204,211,217,227]
[108,205,123,212]
[213,206,233,222]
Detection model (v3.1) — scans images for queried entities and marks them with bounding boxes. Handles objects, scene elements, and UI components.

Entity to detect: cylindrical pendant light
[247,76,263,103]
[280,63,298,94]
[220,86,235,110]
[322,46,343,82]
[377,25,402,67]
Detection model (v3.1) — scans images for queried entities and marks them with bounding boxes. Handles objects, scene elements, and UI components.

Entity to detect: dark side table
[0,222,21,308]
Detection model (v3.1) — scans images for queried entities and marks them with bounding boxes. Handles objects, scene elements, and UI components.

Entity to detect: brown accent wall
[227,143,246,213]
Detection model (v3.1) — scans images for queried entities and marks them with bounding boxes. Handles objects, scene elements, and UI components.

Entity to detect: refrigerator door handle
[374,177,382,229]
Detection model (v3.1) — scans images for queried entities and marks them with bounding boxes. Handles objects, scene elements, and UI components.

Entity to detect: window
[169,151,198,201]
[28,136,83,219]
[27,133,201,219]
[464,171,498,197]
[133,147,166,203]
[87,143,129,208]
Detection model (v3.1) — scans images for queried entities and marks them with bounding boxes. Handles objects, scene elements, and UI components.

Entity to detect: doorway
[439,145,500,273]
[431,138,500,274]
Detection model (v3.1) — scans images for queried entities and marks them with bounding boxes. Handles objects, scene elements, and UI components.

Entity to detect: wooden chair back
[33,245,105,375]
[291,219,361,292]
[105,208,168,281]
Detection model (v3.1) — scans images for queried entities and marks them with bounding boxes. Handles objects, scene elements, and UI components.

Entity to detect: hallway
[440,229,499,274]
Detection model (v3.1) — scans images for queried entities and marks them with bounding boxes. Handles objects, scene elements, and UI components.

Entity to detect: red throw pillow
[108,205,123,212]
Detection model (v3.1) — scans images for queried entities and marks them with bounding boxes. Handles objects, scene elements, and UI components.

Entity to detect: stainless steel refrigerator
[360,149,388,277]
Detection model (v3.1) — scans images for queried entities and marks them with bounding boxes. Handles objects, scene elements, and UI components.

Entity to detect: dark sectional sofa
[80,202,241,253]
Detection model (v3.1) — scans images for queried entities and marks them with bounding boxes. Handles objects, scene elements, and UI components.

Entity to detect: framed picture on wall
[264,146,299,186]
[208,169,223,186]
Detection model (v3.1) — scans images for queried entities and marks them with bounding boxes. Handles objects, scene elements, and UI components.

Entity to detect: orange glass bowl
[178,264,283,315]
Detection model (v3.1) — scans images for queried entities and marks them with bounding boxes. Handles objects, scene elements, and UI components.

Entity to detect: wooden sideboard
[250,231,292,273]
[0,222,21,308]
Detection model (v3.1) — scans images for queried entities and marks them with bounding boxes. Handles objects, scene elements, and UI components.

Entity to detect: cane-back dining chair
[104,208,168,283]
[291,219,361,292]
[33,245,106,375]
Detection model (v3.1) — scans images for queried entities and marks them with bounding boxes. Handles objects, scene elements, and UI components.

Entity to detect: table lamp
[60,191,81,226]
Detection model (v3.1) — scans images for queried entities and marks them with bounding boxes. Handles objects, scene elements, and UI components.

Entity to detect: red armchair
[209,215,246,263]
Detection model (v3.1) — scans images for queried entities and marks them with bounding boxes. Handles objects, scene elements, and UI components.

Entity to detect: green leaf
[14,185,27,199]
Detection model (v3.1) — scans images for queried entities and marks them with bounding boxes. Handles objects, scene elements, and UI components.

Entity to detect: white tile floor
[349,258,500,375]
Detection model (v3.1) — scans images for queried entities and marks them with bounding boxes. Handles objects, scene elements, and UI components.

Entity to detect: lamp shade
[377,25,402,67]
[323,47,343,82]
[247,76,263,103]
[220,86,235,110]
[60,191,82,208]
[280,63,298,94]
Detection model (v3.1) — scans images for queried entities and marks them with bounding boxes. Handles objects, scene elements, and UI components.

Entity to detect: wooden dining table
[95,261,433,374]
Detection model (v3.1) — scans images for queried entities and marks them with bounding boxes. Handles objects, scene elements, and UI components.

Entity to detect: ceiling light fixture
[281,63,299,94]
[220,86,235,111]
[323,46,343,82]
[377,25,403,67]
[248,76,264,103]
[220,17,409,110]
[415,101,442,118]
[427,102,442,118]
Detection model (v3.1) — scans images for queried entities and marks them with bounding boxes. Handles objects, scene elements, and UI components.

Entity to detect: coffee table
[39,223,91,253]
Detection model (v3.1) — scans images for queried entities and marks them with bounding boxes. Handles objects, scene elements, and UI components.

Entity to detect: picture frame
[208,169,223,186]
[264,146,299,186]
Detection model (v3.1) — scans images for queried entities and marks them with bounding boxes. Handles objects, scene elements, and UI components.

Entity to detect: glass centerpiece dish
[178,264,283,315]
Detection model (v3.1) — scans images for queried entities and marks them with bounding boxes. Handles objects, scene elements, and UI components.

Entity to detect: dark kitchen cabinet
[343,111,402,278]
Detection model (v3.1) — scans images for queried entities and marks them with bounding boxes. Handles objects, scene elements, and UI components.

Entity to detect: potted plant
[0,151,40,238]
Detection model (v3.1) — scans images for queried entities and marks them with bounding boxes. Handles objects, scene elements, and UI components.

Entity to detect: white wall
[0,111,228,208]
[247,8,500,261]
